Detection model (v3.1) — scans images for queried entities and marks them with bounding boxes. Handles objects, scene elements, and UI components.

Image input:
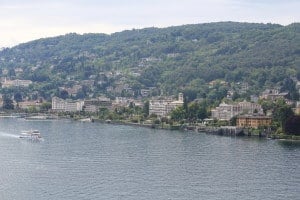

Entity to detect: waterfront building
[211,102,235,121]
[149,93,184,117]
[51,97,65,111]
[17,101,41,110]
[236,115,272,128]
[65,100,83,112]
[51,97,84,112]
[211,101,263,121]
[84,97,112,112]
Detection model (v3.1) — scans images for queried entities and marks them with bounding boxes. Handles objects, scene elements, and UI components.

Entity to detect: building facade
[236,115,272,128]
[1,78,32,88]
[84,97,112,112]
[260,89,288,101]
[211,101,263,121]
[52,97,84,112]
[149,93,184,117]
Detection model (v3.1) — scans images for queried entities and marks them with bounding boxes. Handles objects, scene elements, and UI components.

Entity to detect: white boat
[79,118,93,122]
[19,130,42,140]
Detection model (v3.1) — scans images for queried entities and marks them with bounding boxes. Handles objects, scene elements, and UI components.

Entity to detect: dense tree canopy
[285,115,300,136]
[2,95,14,110]
[0,22,299,101]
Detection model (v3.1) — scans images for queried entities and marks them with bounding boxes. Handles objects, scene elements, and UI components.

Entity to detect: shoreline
[1,112,299,140]
[93,119,300,140]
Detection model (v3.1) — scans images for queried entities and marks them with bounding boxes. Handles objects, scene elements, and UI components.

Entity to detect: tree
[183,89,197,103]
[98,107,109,119]
[75,89,86,99]
[198,102,208,120]
[284,115,300,135]
[170,106,186,121]
[8,68,16,77]
[143,100,149,117]
[272,99,294,132]
[280,78,299,100]
[260,100,273,115]
[2,95,14,110]
[187,102,199,121]
[230,116,237,126]
[0,22,299,107]
[14,92,23,103]
[59,90,69,100]
[40,102,52,111]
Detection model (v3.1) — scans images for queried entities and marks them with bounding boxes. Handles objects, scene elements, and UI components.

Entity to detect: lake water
[0,117,299,200]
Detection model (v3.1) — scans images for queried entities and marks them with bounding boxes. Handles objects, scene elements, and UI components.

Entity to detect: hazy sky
[0,0,299,47]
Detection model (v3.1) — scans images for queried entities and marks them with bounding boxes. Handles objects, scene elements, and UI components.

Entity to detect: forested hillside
[0,22,299,101]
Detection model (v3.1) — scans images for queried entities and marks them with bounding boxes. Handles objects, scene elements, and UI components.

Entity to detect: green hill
[0,22,299,101]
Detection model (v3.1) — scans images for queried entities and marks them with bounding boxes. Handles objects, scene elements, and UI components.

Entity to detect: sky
[0,0,299,48]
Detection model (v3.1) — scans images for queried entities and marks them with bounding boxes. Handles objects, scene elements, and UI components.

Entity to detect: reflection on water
[278,139,300,149]
[0,118,299,200]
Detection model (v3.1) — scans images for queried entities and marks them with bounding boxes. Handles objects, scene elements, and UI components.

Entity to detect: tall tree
[2,95,14,110]
[143,100,149,117]
[285,115,300,135]
[272,99,294,131]
[170,106,186,121]
[14,92,22,103]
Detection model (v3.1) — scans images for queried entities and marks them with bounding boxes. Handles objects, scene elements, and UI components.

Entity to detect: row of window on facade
[51,97,112,112]
[211,101,263,121]
[149,93,184,117]
[52,93,184,116]
[236,115,272,128]
[1,78,32,88]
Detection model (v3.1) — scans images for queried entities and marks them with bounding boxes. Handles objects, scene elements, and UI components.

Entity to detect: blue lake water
[0,117,299,200]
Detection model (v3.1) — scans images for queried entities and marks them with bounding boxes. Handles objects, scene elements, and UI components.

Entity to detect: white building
[149,100,170,117]
[211,102,235,121]
[51,97,65,111]
[65,101,83,112]
[211,101,263,121]
[1,78,32,88]
[52,97,84,112]
[149,93,184,117]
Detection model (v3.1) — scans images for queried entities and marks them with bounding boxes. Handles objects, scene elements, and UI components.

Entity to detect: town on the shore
[0,76,300,139]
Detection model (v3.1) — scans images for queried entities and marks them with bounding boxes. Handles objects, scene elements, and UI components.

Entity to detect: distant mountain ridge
[0,22,299,100]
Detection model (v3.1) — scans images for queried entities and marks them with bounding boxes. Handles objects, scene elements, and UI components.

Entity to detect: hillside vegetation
[0,22,299,101]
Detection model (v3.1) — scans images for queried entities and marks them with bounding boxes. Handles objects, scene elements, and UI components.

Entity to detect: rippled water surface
[0,118,299,200]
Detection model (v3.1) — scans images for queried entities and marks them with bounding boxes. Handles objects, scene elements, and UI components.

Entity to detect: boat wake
[0,131,44,142]
[0,132,20,138]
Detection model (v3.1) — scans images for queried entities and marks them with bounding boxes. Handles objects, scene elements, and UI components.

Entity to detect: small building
[140,89,150,97]
[18,101,41,110]
[260,89,288,101]
[1,78,32,88]
[236,115,272,128]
